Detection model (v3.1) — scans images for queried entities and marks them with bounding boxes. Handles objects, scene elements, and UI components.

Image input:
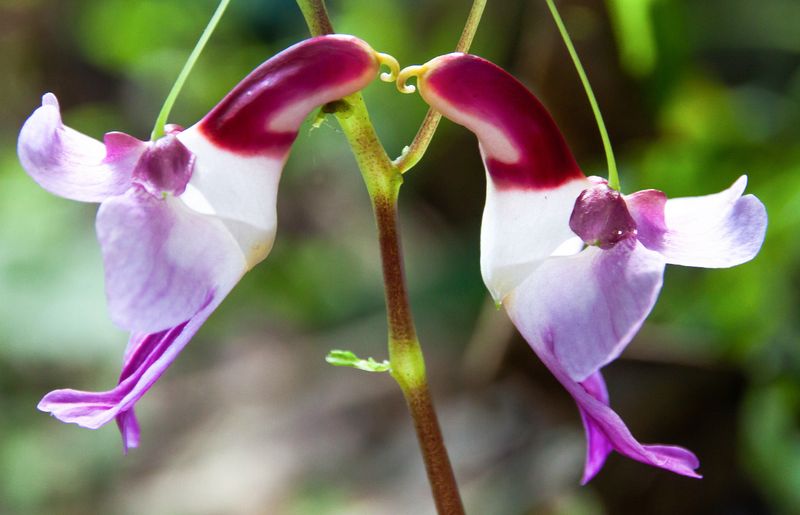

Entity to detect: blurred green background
[1,0,798,513]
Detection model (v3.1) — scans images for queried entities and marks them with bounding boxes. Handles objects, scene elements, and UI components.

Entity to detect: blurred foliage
[0,0,798,514]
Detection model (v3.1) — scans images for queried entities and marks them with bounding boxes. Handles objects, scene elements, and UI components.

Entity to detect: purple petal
[17,93,142,202]
[535,342,701,481]
[505,240,666,382]
[578,372,613,483]
[38,287,228,447]
[116,410,140,453]
[626,176,767,268]
[96,188,245,333]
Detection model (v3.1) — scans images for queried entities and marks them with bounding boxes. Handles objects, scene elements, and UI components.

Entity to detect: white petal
[177,127,282,269]
[481,176,590,301]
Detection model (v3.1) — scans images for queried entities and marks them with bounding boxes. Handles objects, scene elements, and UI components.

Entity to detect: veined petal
[177,35,382,269]
[505,239,665,382]
[18,93,142,202]
[413,53,592,298]
[96,188,246,333]
[626,176,767,268]
[116,410,140,453]
[38,286,229,448]
[535,343,701,481]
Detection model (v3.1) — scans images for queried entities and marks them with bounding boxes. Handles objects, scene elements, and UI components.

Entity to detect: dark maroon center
[132,134,195,197]
[569,182,637,249]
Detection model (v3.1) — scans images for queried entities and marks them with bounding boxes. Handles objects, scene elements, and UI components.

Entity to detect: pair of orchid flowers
[18,34,766,482]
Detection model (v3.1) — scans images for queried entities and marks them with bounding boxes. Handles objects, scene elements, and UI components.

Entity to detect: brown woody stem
[296,2,464,513]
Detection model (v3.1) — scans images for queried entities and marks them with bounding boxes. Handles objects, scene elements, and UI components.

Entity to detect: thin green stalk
[545,0,620,190]
[393,0,487,173]
[150,0,231,140]
[296,1,465,513]
[455,0,488,53]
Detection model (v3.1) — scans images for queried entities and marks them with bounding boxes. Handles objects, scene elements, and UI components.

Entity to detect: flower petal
[176,35,382,269]
[535,343,701,481]
[115,410,140,453]
[416,53,585,190]
[626,176,767,268]
[481,178,590,300]
[578,372,613,483]
[412,52,592,299]
[96,188,246,333]
[17,93,142,202]
[505,239,666,382]
[38,287,228,447]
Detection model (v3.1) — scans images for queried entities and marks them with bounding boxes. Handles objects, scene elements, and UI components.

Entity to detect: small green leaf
[326,349,391,373]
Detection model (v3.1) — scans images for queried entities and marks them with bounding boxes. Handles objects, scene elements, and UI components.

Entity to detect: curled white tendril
[396,65,427,94]
[375,52,401,83]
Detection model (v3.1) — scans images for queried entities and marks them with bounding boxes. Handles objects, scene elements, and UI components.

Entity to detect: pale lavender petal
[626,176,767,268]
[578,372,613,484]
[38,286,230,446]
[96,188,246,333]
[535,342,701,481]
[505,240,666,382]
[17,93,143,202]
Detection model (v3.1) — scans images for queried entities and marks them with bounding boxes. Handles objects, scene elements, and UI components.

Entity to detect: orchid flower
[400,54,767,482]
[17,35,390,450]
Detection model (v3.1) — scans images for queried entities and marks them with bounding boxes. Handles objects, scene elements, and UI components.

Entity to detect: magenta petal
[96,188,245,333]
[38,287,229,445]
[416,53,585,190]
[506,240,666,382]
[578,372,613,483]
[626,176,767,268]
[116,410,140,453]
[17,93,142,202]
[535,345,701,481]
[199,35,380,156]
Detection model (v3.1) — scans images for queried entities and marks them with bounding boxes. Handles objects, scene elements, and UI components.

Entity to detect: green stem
[296,2,464,513]
[393,0,487,173]
[296,0,334,36]
[545,0,620,190]
[150,0,231,140]
[455,0,488,53]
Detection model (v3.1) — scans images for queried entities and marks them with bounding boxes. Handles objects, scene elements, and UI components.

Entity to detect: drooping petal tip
[627,175,767,268]
[534,348,702,482]
[18,93,142,202]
